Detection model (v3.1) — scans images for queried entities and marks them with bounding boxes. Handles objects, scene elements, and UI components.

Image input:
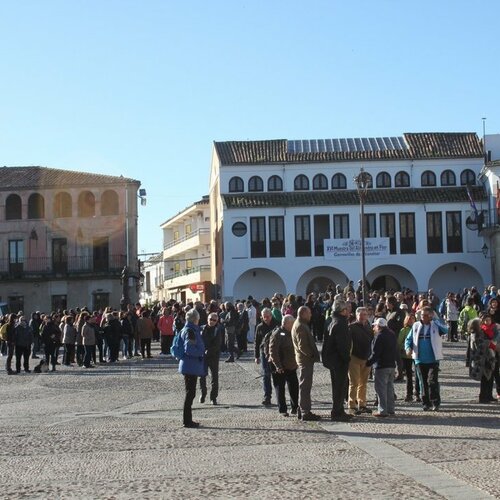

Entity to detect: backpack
[170,330,186,360]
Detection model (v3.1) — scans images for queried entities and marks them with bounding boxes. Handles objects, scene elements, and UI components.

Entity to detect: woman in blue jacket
[179,308,205,428]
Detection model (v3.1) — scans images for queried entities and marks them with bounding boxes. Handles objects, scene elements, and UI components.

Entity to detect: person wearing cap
[322,300,353,422]
[366,317,397,417]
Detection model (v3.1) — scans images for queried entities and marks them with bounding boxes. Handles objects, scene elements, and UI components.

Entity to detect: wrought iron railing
[163,228,210,250]
[165,264,211,281]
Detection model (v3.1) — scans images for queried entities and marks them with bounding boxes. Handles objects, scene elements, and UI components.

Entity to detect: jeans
[271,369,299,414]
[374,367,396,414]
[32,334,40,356]
[416,362,440,408]
[15,345,31,372]
[297,363,314,414]
[348,355,371,409]
[5,342,15,372]
[402,358,420,398]
[260,350,273,400]
[121,337,129,358]
[330,361,349,415]
[200,357,219,401]
[183,374,198,425]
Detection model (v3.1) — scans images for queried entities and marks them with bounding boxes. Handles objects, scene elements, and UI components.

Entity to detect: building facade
[210,133,491,301]
[161,196,212,303]
[0,166,141,313]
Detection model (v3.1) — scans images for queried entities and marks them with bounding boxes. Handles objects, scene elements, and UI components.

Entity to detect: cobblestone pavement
[0,341,498,499]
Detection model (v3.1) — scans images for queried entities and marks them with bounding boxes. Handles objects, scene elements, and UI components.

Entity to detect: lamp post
[354,168,370,306]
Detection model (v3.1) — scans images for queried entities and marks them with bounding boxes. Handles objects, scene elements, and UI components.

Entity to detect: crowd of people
[1,283,499,428]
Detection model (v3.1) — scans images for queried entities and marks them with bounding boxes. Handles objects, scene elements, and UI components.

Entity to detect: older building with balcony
[161,196,212,303]
[0,166,141,313]
[209,132,492,301]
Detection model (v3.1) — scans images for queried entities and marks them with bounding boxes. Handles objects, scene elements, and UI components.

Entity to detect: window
[92,293,109,312]
[174,262,181,273]
[5,194,22,220]
[380,213,396,254]
[78,191,95,217]
[145,272,151,292]
[426,212,443,253]
[232,222,247,237]
[186,259,193,269]
[395,171,410,187]
[400,213,416,254]
[294,175,309,191]
[51,295,67,312]
[376,172,391,188]
[9,240,24,275]
[248,176,264,192]
[54,192,72,218]
[101,190,119,215]
[421,171,436,187]
[331,173,347,189]
[185,224,192,235]
[268,175,283,191]
[313,174,328,190]
[229,176,244,192]
[269,216,285,257]
[333,214,349,238]
[173,230,179,241]
[8,295,24,314]
[52,238,68,273]
[440,170,456,186]
[93,237,109,272]
[460,169,476,186]
[446,211,462,252]
[27,193,45,219]
[314,215,330,256]
[363,214,376,238]
[295,216,311,256]
[250,217,266,258]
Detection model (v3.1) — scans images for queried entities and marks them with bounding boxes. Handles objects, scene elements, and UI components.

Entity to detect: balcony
[164,265,211,288]
[0,254,127,280]
[163,228,210,259]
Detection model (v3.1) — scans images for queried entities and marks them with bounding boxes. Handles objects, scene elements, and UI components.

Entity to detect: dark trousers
[76,345,85,366]
[261,351,273,400]
[141,338,152,358]
[402,358,420,397]
[161,335,173,355]
[494,353,500,396]
[108,338,120,362]
[84,345,94,367]
[63,343,75,365]
[272,369,299,414]
[416,362,440,407]
[200,357,219,401]
[44,342,58,368]
[183,374,198,425]
[479,373,494,401]
[330,362,349,415]
[447,321,458,341]
[225,328,236,359]
[32,334,40,356]
[5,342,15,372]
[237,330,247,353]
[15,345,31,372]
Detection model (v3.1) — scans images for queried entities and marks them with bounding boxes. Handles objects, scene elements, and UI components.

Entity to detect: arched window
[421,171,436,187]
[248,176,264,192]
[294,174,309,191]
[440,170,456,186]
[5,194,22,220]
[267,175,283,191]
[460,169,476,186]
[312,174,328,190]
[376,172,391,188]
[395,171,410,187]
[53,192,72,218]
[229,176,244,193]
[78,191,95,217]
[331,173,347,189]
[101,190,119,216]
[363,173,373,188]
[28,193,45,219]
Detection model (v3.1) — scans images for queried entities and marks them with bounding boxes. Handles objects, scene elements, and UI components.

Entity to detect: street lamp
[354,168,371,306]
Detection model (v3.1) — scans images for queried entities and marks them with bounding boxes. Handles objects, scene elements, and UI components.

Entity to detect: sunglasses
[209,318,218,322]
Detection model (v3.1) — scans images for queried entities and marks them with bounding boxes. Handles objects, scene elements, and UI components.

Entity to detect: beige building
[0,166,141,313]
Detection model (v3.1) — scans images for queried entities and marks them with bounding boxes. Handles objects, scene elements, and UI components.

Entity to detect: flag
[466,185,479,218]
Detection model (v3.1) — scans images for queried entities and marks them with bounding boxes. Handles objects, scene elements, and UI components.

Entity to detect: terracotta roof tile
[222,186,487,209]
[0,166,139,191]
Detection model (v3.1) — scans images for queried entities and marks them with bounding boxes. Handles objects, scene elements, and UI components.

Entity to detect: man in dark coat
[199,313,222,405]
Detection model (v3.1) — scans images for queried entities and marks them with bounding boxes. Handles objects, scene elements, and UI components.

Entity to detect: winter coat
[366,327,397,369]
[201,324,221,360]
[269,327,297,371]
[14,322,33,347]
[469,328,495,381]
[178,322,205,376]
[405,321,444,362]
[349,321,373,360]
[322,313,351,369]
[136,317,154,339]
[292,319,320,366]
[62,324,77,344]
[40,321,61,344]
[81,322,96,346]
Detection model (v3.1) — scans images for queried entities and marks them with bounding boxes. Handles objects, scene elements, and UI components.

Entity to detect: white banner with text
[324,238,391,259]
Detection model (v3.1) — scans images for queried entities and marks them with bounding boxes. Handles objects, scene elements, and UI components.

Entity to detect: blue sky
[1,0,499,254]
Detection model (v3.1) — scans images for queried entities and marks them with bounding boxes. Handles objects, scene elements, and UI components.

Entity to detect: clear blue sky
[1,0,499,254]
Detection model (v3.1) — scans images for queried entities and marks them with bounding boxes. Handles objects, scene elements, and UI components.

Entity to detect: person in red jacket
[158,306,175,356]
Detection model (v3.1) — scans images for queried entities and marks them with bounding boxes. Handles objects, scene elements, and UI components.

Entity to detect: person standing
[158,306,175,356]
[223,302,240,363]
[254,308,278,406]
[246,300,257,343]
[29,312,42,359]
[366,318,397,417]
[269,315,299,417]
[386,296,405,381]
[14,316,33,373]
[137,310,154,359]
[322,300,353,422]
[292,306,321,421]
[199,313,221,405]
[81,313,96,368]
[236,302,249,354]
[405,306,445,411]
[3,314,17,375]
[347,307,373,415]
[397,313,421,402]
[40,314,62,372]
[62,315,77,366]
[178,308,205,428]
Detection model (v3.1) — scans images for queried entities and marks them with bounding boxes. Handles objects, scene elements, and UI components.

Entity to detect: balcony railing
[0,254,127,279]
[164,228,210,250]
[165,264,210,281]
